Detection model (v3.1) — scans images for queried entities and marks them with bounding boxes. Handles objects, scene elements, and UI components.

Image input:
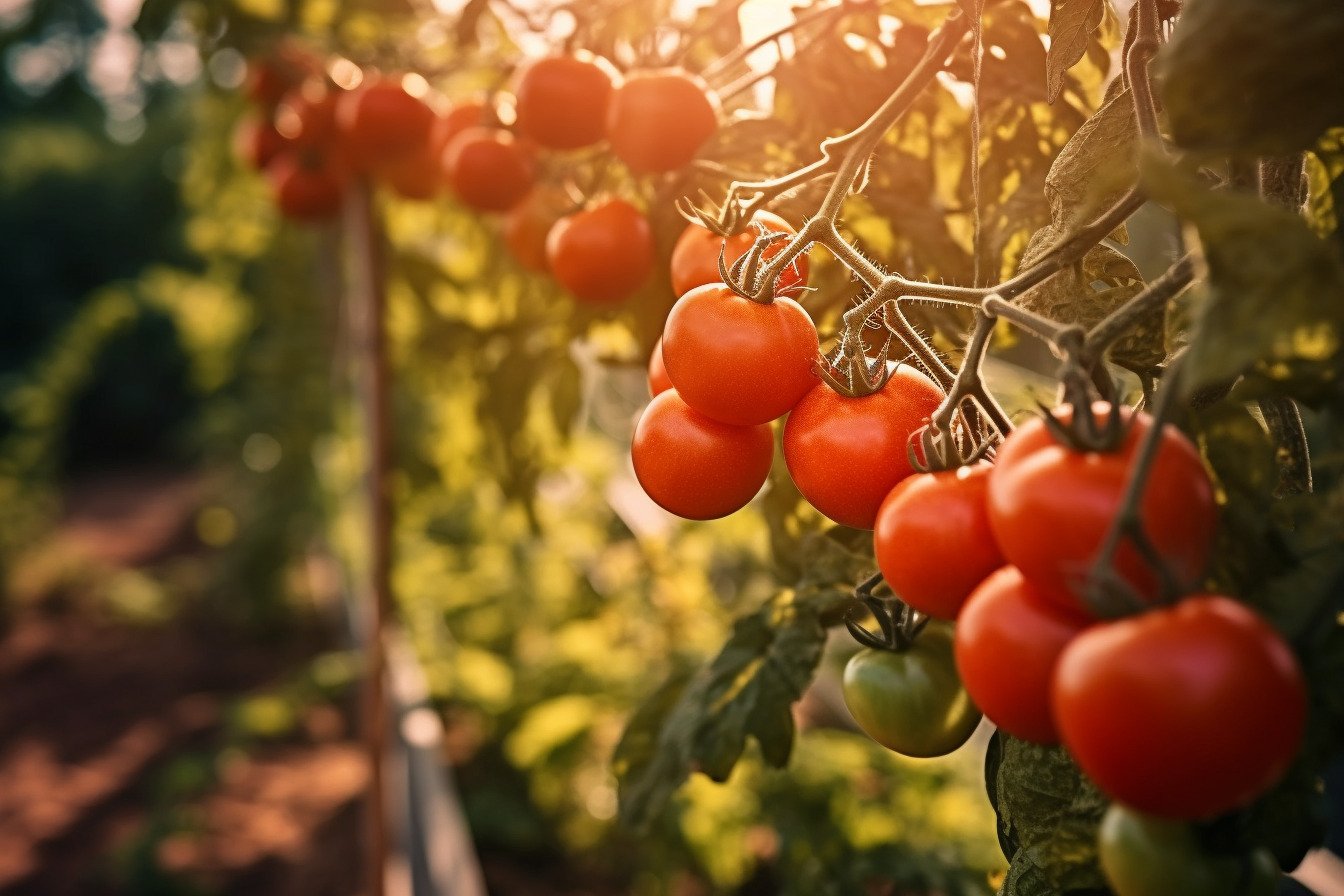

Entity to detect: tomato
[782,366,944,529]
[267,151,348,220]
[545,199,654,305]
[1099,804,1279,896]
[841,622,982,758]
[631,389,774,520]
[648,339,673,398]
[873,464,1003,619]
[669,211,809,298]
[1053,595,1306,819]
[987,403,1217,614]
[336,77,437,171]
[234,114,289,170]
[443,127,535,213]
[244,44,317,107]
[502,189,569,272]
[440,99,486,146]
[514,53,616,150]
[661,284,819,426]
[606,69,718,173]
[379,134,445,200]
[954,566,1090,744]
[275,84,341,151]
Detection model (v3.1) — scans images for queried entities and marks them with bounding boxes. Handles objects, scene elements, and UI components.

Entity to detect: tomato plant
[514,54,616,151]
[605,69,718,173]
[443,127,535,213]
[660,284,819,425]
[988,404,1217,614]
[631,390,773,521]
[782,366,943,529]
[669,211,809,299]
[1053,595,1307,819]
[954,566,1090,744]
[544,198,654,305]
[1098,804,1279,896]
[841,622,982,758]
[872,464,1002,620]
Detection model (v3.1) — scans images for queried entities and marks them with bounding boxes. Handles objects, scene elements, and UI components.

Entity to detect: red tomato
[502,189,568,272]
[1053,595,1306,819]
[378,109,448,200]
[245,44,318,107]
[954,566,1091,744]
[987,404,1217,615]
[873,464,1004,619]
[782,366,943,529]
[442,127,535,213]
[606,69,718,173]
[545,199,654,305]
[661,284,819,425]
[669,211,809,298]
[439,99,486,146]
[632,390,774,520]
[276,84,342,151]
[234,114,289,170]
[648,339,672,398]
[336,77,437,171]
[267,152,347,220]
[514,53,616,150]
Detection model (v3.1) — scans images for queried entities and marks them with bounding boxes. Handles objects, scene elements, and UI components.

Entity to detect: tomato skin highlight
[631,390,774,520]
[841,623,982,758]
[661,284,819,426]
[443,127,535,213]
[987,404,1217,614]
[545,199,655,305]
[954,566,1090,744]
[647,339,673,398]
[669,211,809,299]
[606,69,718,173]
[514,54,616,150]
[782,366,944,529]
[1053,594,1306,819]
[873,464,1003,619]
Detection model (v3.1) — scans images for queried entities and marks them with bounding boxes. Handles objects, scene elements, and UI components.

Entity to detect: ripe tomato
[631,389,774,520]
[276,84,341,151]
[545,199,654,305]
[873,464,1003,619]
[782,366,944,529]
[336,77,437,171]
[514,53,616,150]
[443,127,535,213]
[987,403,1217,614]
[245,44,317,107]
[439,99,486,146]
[1053,595,1306,819]
[669,211,809,298]
[841,622,982,758]
[234,114,289,170]
[648,339,672,398]
[954,566,1090,744]
[267,151,347,220]
[502,189,568,272]
[606,69,718,173]
[1098,804,1279,896]
[661,284,819,426]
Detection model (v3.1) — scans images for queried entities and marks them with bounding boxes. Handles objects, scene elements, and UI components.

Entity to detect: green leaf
[1144,156,1344,398]
[614,588,843,831]
[1045,0,1104,104]
[991,736,1109,896]
[1157,0,1344,156]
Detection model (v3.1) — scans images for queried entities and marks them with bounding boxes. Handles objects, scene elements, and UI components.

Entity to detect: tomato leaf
[613,588,845,831]
[1045,0,1104,104]
[1045,87,1137,233]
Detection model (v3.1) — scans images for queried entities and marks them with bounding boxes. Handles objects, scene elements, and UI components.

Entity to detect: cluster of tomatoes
[236,44,726,309]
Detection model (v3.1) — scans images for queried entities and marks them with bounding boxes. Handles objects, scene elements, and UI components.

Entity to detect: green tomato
[1099,803,1279,896]
[841,622,982,758]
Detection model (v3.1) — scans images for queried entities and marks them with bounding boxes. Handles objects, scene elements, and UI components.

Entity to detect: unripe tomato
[336,77,437,171]
[545,199,654,305]
[661,284,819,426]
[502,189,568,272]
[987,403,1217,615]
[443,127,535,213]
[841,622,982,758]
[514,53,617,150]
[669,211,809,298]
[1099,804,1280,896]
[873,464,1003,619]
[267,152,347,221]
[954,566,1090,744]
[631,389,774,520]
[782,366,944,529]
[1053,595,1306,819]
[234,114,289,170]
[606,69,718,173]
[648,339,672,397]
